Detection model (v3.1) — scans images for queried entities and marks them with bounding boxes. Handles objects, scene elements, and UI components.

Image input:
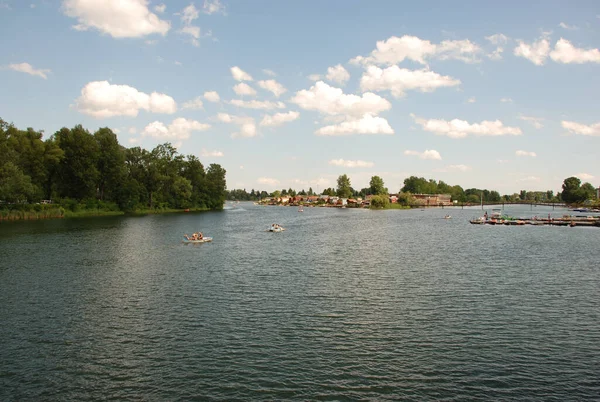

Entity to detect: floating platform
[470,216,600,227]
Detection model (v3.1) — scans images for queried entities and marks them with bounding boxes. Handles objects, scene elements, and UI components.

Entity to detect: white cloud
[404,149,442,160]
[328,159,374,168]
[359,65,460,98]
[260,111,300,127]
[174,61,182,66]
[467,97,476,103]
[128,127,137,134]
[262,69,276,77]
[515,150,537,157]
[111,128,121,134]
[519,115,544,129]
[575,173,594,180]
[257,177,280,186]
[75,81,177,118]
[203,0,225,15]
[63,0,170,38]
[201,149,224,157]
[411,114,522,138]
[550,38,600,64]
[514,37,550,65]
[233,82,257,96]
[558,22,578,30]
[141,117,210,141]
[561,120,600,136]
[350,35,482,65]
[307,74,322,81]
[500,97,513,103]
[204,91,220,102]
[229,99,286,110]
[154,3,165,13]
[434,164,471,172]
[182,96,204,110]
[315,114,394,136]
[128,138,139,144]
[291,81,391,117]
[231,66,253,81]
[485,33,509,45]
[326,64,350,85]
[178,3,201,46]
[257,79,287,97]
[6,62,50,79]
[217,113,257,138]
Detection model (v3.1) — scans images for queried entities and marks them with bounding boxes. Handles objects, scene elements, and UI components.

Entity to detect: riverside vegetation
[0,118,226,221]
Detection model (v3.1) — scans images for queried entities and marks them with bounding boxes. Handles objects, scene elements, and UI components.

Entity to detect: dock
[470,215,600,227]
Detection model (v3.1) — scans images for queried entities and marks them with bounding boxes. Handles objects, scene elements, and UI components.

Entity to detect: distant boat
[183,236,213,243]
[444,215,451,219]
[298,206,304,212]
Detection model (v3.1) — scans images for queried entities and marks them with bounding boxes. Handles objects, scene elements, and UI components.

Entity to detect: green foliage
[0,118,227,217]
[369,194,389,209]
[336,174,352,198]
[560,176,595,204]
[369,175,388,195]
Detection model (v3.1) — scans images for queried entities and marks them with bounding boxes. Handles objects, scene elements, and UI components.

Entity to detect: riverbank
[0,205,213,222]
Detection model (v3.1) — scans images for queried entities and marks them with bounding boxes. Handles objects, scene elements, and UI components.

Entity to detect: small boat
[267,225,285,232]
[444,215,451,219]
[298,206,304,212]
[183,237,213,243]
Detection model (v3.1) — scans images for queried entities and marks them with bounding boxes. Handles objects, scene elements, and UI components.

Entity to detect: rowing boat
[183,237,213,243]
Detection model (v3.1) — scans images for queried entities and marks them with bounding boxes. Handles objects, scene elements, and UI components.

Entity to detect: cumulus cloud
[328,159,374,168]
[6,62,50,79]
[500,97,513,103]
[231,66,253,81]
[467,97,476,103]
[203,0,225,15]
[350,35,482,65]
[307,74,322,81]
[229,99,286,110]
[404,149,442,160]
[141,118,210,141]
[154,3,166,13]
[514,36,550,65]
[315,114,393,136]
[517,176,541,182]
[515,150,537,157]
[217,113,257,138]
[561,120,600,136]
[359,65,460,97]
[326,64,350,85]
[262,69,276,76]
[178,3,201,46]
[75,80,177,118]
[182,96,204,110]
[485,33,509,60]
[260,111,300,127]
[62,0,170,38]
[291,81,391,117]
[201,149,224,157]
[257,79,287,97]
[411,113,522,138]
[233,82,257,96]
[204,91,220,102]
[550,38,600,64]
[519,115,544,129]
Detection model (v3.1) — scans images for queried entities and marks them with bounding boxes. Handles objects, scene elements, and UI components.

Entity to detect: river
[1,203,599,400]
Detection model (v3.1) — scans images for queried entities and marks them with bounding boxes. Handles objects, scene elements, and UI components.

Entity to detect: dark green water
[1,204,599,400]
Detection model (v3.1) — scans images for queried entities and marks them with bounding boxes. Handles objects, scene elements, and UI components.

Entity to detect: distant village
[257,193,454,208]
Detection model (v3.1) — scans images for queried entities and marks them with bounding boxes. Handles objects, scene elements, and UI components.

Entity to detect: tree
[336,174,352,198]
[369,175,388,195]
[94,128,125,202]
[0,162,36,203]
[561,177,582,204]
[55,125,99,200]
[370,194,389,208]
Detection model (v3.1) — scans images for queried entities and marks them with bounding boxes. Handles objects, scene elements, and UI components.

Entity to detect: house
[411,194,452,206]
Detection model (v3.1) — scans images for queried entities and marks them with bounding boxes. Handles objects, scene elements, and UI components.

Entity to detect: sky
[1,0,599,195]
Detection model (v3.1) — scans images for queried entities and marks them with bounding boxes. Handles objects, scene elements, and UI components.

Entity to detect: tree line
[228,174,597,206]
[0,118,227,212]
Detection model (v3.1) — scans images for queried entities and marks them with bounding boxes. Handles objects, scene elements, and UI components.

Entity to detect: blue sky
[1,0,599,194]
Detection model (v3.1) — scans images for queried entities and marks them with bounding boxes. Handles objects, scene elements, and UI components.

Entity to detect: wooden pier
[470,216,600,227]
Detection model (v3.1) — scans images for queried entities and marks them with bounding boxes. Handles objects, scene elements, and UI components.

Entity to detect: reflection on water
[1,204,599,400]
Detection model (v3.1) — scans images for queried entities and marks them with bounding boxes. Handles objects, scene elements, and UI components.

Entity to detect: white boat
[444,215,452,219]
[183,237,213,243]
[267,226,285,232]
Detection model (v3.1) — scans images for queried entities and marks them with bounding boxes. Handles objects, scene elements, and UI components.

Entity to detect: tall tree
[561,177,581,203]
[369,175,388,195]
[94,128,125,201]
[336,174,352,198]
[55,125,99,200]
